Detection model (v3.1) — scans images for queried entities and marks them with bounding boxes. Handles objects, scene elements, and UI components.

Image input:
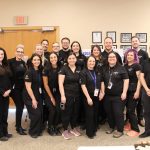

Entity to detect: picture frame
[106,31,116,43]
[120,33,132,43]
[113,45,117,49]
[139,45,147,51]
[92,31,102,43]
[120,45,132,53]
[91,44,103,50]
[136,33,147,43]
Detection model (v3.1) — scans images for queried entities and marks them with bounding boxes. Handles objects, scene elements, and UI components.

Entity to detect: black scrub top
[23,68,43,105]
[9,57,26,89]
[80,68,102,97]
[102,64,128,96]
[141,59,150,88]
[138,49,149,65]
[42,66,60,95]
[95,59,104,73]
[124,63,141,92]
[59,49,71,65]
[75,54,87,70]
[0,65,12,96]
[59,65,80,98]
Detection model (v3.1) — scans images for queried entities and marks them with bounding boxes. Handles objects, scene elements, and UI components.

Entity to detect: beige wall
[0,0,150,54]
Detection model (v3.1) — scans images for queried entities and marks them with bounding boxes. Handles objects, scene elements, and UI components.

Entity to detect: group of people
[0,36,150,142]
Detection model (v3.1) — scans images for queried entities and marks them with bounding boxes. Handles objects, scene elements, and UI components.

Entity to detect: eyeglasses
[108,56,116,58]
[16,51,24,54]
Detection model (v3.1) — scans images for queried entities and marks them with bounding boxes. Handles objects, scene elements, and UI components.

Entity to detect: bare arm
[121,79,129,100]
[43,76,56,106]
[134,71,141,99]
[99,82,105,100]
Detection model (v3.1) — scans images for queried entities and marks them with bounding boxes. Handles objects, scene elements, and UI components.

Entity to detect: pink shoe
[124,122,131,131]
[62,130,71,140]
[127,130,140,137]
[70,128,81,137]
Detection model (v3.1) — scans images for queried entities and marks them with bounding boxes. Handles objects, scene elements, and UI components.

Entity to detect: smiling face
[92,46,100,58]
[61,39,70,50]
[49,53,58,65]
[127,51,134,63]
[35,45,43,56]
[108,53,117,66]
[87,56,96,70]
[71,42,80,54]
[67,54,77,66]
[31,55,41,69]
[104,38,113,52]
[131,37,140,49]
[41,40,49,52]
[0,50,4,64]
[15,47,24,60]
[52,43,60,53]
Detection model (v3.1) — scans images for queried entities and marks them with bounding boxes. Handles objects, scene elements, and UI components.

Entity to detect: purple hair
[124,49,139,64]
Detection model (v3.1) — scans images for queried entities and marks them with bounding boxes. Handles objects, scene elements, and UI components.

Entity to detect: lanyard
[89,70,97,89]
[109,67,113,83]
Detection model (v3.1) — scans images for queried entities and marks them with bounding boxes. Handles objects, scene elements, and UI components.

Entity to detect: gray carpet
[0,109,149,150]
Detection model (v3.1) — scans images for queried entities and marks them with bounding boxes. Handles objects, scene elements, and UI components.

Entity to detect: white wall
[0,0,150,53]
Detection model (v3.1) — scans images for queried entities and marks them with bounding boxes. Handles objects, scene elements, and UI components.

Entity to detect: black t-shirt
[9,57,26,89]
[124,63,141,92]
[80,68,102,96]
[59,65,80,98]
[141,59,150,88]
[23,68,43,105]
[76,54,87,70]
[42,66,60,95]
[0,65,12,96]
[44,51,51,60]
[102,64,128,96]
[95,59,104,73]
[59,49,71,65]
[102,50,123,65]
[138,49,149,65]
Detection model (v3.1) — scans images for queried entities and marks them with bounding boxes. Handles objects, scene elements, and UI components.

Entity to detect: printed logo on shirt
[128,68,133,72]
[113,72,119,75]
[25,75,29,79]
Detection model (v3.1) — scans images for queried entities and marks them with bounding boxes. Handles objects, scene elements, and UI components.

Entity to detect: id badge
[39,88,42,94]
[53,88,56,92]
[94,89,99,97]
[107,82,113,89]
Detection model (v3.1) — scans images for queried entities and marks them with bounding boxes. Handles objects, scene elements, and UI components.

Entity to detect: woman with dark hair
[124,49,141,137]
[59,52,81,140]
[80,56,104,139]
[71,41,86,70]
[102,52,129,138]
[23,53,43,138]
[42,52,61,136]
[9,44,27,135]
[0,47,12,141]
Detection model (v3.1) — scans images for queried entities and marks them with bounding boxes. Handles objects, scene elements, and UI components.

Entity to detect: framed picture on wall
[120,45,132,53]
[136,33,147,43]
[120,33,132,43]
[92,31,102,43]
[113,45,117,49]
[106,31,116,43]
[139,45,147,51]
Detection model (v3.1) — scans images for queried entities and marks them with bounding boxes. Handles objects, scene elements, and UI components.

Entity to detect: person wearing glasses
[9,44,27,135]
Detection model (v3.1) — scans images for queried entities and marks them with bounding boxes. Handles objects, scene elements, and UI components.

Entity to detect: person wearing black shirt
[43,52,61,136]
[0,47,12,141]
[59,37,71,65]
[139,58,150,138]
[9,44,27,135]
[131,36,149,127]
[124,49,141,137]
[80,56,104,139]
[102,52,129,138]
[59,52,81,140]
[91,45,106,125]
[23,54,43,138]
[102,37,122,65]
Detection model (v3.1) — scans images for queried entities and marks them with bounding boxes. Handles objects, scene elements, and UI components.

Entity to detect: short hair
[131,36,140,41]
[61,37,70,43]
[41,39,49,44]
[124,49,139,64]
[104,37,113,43]
[16,44,24,50]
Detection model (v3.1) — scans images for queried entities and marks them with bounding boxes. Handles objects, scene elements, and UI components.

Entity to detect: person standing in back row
[9,44,27,135]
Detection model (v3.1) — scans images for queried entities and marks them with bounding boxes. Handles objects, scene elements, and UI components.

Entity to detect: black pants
[0,96,9,138]
[142,89,150,133]
[104,95,124,132]
[84,95,99,137]
[11,88,24,129]
[26,101,43,136]
[98,99,106,123]
[126,91,140,132]
[45,94,61,128]
[61,96,80,130]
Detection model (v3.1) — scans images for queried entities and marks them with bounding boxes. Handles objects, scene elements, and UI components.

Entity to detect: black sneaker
[5,133,13,138]
[16,128,27,135]
[48,127,55,136]
[139,132,150,138]
[0,136,8,141]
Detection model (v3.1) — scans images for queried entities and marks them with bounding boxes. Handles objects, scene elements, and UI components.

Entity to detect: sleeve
[141,61,145,73]
[120,66,129,79]
[134,64,141,72]
[58,66,66,75]
[0,88,5,96]
[42,68,49,76]
[79,70,87,85]
[24,70,32,82]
